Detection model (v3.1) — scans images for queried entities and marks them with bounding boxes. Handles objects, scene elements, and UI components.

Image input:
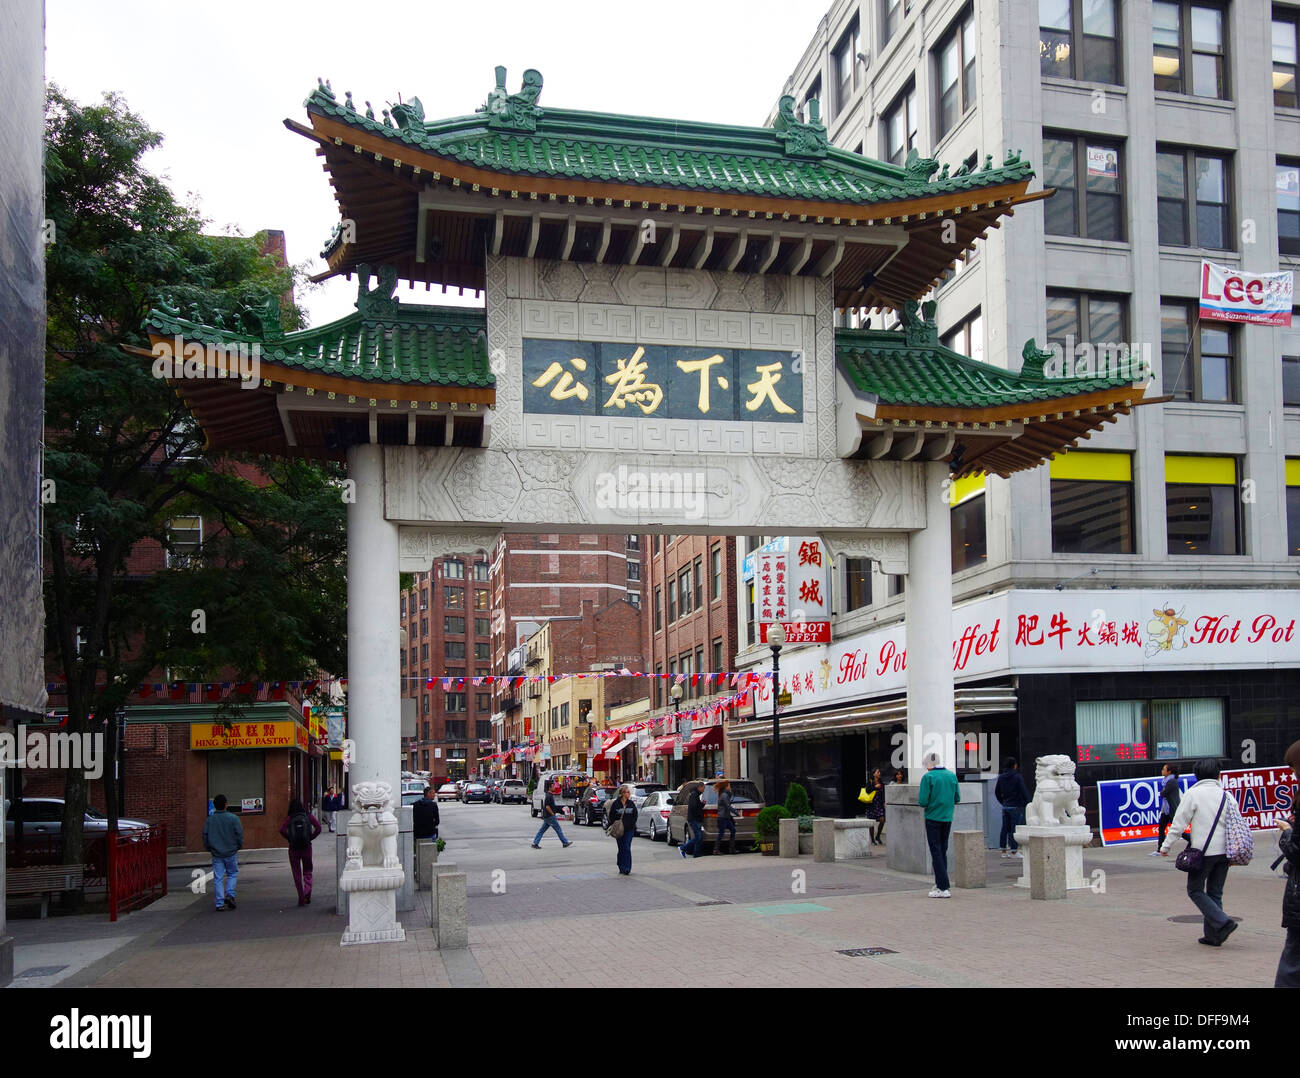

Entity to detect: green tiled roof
[304,73,1034,207]
[144,298,492,389]
[836,327,1140,410]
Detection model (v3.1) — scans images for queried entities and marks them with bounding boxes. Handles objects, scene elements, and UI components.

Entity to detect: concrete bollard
[951,830,986,889]
[1028,834,1066,900]
[812,818,835,863]
[434,871,468,950]
[416,840,438,890]
[779,817,799,858]
[427,861,458,926]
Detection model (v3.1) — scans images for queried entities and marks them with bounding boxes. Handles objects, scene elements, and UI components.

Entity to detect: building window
[712,639,723,674]
[801,75,822,122]
[475,642,490,661]
[652,534,659,553]
[654,587,663,630]
[1050,452,1135,553]
[679,653,693,698]
[882,83,917,166]
[1280,160,1300,256]
[1277,12,1299,107]
[474,589,489,611]
[476,720,491,739]
[1043,134,1124,241]
[678,569,692,616]
[1157,148,1231,249]
[420,588,429,611]
[422,693,430,714]
[1076,698,1224,762]
[888,575,905,598]
[941,309,984,365]
[843,558,872,611]
[1046,291,1128,372]
[421,643,429,661]
[711,546,723,601]
[668,580,677,623]
[693,557,703,609]
[1161,303,1235,403]
[1153,1,1227,98]
[654,664,663,708]
[627,560,641,581]
[1039,0,1120,84]
[833,16,861,117]
[446,694,467,715]
[881,0,903,47]
[935,9,976,140]
[1285,318,1300,406]
[1165,455,1241,554]
[446,719,467,738]
[166,516,202,568]
[444,559,465,579]
[627,534,640,550]
[410,647,417,667]
[445,616,465,636]
[474,617,490,637]
[400,649,406,668]
[1288,460,1300,555]
[445,586,464,608]
[400,596,407,618]
[474,560,489,580]
[445,641,466,660]
[629,591,640,608]
[949,475,987,571]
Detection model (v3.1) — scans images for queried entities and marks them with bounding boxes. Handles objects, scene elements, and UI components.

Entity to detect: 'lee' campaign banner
[1199,260,1294,326]
[1098,766,1296,845]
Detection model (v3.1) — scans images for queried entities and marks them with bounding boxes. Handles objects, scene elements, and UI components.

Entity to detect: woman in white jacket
[1160,758,1237,947]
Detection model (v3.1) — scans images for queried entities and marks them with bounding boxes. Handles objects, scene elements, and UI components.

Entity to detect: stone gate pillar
[345,444,402,806]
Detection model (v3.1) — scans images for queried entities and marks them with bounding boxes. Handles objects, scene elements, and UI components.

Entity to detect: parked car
[4,797,151,839]
[635,790,677,840]
[401,790,427,807]
[576,784,617,826]
[666,779,764,849]
[499,779,528,804]
[435,783,459,802]
[462,782,490,804]
[628,782,668,805]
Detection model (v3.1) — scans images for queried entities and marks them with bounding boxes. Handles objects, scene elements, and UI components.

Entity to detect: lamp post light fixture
[669,682,684,783]
[767,623,786,808]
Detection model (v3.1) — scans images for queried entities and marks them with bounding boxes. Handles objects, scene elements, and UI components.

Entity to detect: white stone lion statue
[345,780,400,871]
[1025,754,1087,828]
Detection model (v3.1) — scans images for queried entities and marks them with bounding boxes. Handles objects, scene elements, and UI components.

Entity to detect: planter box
[797,833,813,855]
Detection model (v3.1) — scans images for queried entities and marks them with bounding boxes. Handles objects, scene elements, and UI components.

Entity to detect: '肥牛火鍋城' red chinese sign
[756,537,830,644]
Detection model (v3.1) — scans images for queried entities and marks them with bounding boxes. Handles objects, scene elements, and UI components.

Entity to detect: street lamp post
[768,624,786,807]
[669,683,684,785]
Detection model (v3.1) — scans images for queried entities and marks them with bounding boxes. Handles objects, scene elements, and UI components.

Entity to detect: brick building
[640,534,740,786]
[400,553,494,783]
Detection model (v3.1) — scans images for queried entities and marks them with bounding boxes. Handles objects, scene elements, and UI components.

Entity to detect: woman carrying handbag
[607,783,638,876]
[1160,758,1241,947]
[861,768,886,845]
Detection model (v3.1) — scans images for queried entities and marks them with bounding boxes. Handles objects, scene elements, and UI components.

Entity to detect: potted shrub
[783,784,817,853]
[755,805,790,855]
[797,815,816,855]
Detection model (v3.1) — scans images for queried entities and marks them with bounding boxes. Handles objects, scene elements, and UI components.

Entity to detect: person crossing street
[531,779,573,849]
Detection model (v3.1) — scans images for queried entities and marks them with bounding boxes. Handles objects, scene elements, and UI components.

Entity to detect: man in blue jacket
[995,756,1031,860]
[917,753,960,898]
[202,793,244,911]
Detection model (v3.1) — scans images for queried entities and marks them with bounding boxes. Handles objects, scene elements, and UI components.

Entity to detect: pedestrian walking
[918,753,960,898]
[994,756,1030,859]
[1160,758,1238,947]
[1274,740,1300,987]
[680,781,706,859]
[279,797,322,906]
[607,783,638,875]
[713,778,737,854]
[413,785,440,846]
[202,793,243,912]
[531,780,573,849]
[1151,764,1182,855]
[321,785,340,833]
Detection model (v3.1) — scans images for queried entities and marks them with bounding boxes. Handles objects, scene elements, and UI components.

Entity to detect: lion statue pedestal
[338,780,407,946]
[1014,755,1092,891]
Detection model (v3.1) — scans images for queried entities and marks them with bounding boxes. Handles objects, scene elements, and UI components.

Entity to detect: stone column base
[1014,825,1091,890]
[339,866,406,946]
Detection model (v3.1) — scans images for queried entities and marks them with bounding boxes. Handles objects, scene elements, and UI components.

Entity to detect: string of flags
[423,670,773,691]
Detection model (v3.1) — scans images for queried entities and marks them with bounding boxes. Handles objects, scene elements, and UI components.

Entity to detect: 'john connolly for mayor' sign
[523,338,803,422]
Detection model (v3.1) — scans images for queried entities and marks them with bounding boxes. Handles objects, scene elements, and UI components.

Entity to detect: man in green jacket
[917,752,960,898]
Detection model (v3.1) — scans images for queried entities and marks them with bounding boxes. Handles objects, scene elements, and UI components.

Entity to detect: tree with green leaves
[42,85,347,889]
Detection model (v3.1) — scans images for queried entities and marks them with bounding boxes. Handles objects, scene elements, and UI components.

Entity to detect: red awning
[682,725,723,753]
[644,735,676,758]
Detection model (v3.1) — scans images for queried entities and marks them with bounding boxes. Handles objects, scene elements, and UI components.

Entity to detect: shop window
[1039,0,1120,84]
[1076,698,1224,762]
[1043,134,1124,241]
[1165,455,1241,554]
[949,475,987,571]
[1279,159,1300,256]
[206,750,264,810]
[1288,460,1300,555]
[1160,303,1235,403]
[1153,1,1227,99]
[935,8,976,140]
[1157,148,1231,249]
[1051,452,1135,554]
[1277,12,1299,107]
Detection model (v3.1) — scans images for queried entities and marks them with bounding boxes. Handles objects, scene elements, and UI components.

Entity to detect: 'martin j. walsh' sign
[1199,260,1293,326]
[523,338,803,422]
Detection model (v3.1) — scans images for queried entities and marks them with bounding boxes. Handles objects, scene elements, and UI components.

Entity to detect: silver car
[4,797,151,838]
[635,789,676,840]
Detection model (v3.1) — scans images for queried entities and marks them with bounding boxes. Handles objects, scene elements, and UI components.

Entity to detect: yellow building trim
[1049,451,1132,483]
[1165,455,1236,486]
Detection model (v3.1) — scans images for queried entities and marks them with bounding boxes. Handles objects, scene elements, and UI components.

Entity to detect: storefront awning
[605,735,636,756]
[682,725,723,753]
[644,735,676,758]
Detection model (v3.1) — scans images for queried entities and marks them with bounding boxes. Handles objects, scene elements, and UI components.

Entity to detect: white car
[435,783,459,802]
[635,790,676,840]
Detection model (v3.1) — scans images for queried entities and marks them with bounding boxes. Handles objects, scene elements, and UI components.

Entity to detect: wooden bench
[6,865,85,918]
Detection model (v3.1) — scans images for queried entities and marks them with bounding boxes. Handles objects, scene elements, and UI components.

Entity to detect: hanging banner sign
[756,537,831,644]
[1198,261,1293,326]
[1221,765,1297,831]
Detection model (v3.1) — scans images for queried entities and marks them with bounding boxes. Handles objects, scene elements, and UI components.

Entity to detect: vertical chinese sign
[757,537,831,644]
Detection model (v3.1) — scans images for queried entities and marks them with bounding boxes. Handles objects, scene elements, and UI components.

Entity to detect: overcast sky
[46,0,824,324]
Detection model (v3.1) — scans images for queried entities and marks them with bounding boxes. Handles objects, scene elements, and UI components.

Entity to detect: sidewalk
[5,835,1292,988]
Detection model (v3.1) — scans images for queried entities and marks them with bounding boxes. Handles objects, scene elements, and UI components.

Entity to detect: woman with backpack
[1160,758,1250,947]
[280,797,323,906]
